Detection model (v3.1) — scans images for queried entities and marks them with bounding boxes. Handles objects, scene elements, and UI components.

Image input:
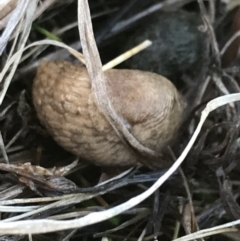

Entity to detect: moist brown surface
[32,61,184,167]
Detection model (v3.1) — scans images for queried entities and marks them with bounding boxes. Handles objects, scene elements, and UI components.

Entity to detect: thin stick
[102,40,152,71]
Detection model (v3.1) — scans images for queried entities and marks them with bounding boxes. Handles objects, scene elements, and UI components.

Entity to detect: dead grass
[0,0,240,240]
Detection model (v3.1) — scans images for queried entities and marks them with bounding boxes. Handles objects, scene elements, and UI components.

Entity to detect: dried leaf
[0,162,77,194]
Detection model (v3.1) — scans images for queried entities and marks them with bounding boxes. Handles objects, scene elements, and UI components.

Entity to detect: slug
[32,61,184,167]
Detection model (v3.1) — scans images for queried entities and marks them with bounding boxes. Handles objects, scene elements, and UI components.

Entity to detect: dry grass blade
[221,30,240,56]
[198,0,220,63]
[0,0,28,54]
[0,194,83,205]
[5,128,24,150]
[94,210,150,237]
[0,39,85,106]
[78,0,159,164]
[0,205,38,213]
[0,131,9,163]
[173,224,239,241]
[0,185,24,201]
[178,167,202,239]
[0,0,17,20]
[0,0,37,105]
[1,39,84,75]
[0,0,62,31]
[2,192,100,223]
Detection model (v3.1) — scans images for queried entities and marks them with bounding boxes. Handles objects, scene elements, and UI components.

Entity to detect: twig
[102,40,152,71]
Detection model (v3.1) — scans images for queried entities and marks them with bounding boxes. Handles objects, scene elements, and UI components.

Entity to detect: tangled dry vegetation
[1,0,240,240]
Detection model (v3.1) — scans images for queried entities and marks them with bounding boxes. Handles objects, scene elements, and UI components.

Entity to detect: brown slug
[32,61,184,167]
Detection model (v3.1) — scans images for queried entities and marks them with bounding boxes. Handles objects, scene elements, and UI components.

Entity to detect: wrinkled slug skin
[32,61,184,167]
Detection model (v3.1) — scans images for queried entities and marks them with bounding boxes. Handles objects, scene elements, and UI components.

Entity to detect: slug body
[32,61,184,167]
